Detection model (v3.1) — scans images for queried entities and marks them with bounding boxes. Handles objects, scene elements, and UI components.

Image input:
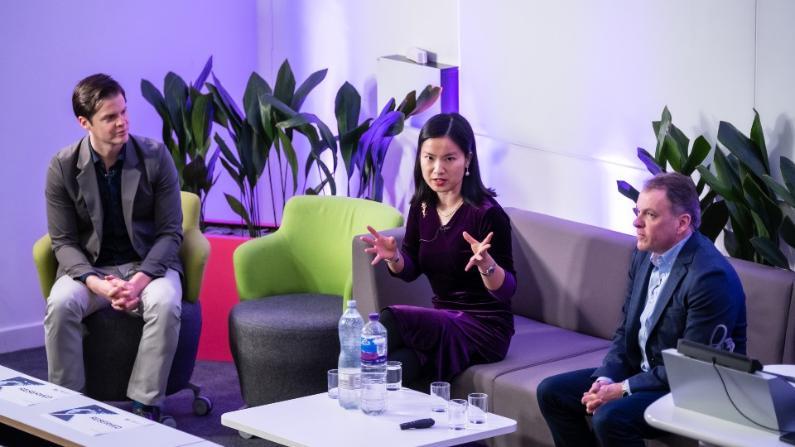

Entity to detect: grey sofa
[352,207,795,447]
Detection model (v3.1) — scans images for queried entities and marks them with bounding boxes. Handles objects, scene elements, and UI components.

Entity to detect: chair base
[229,294,342,407]
[82,301,206,409]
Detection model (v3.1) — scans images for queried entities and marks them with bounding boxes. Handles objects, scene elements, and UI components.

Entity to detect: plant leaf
[681,136,711,175]
[636,147,662,175]
[190,94,212,157]
[292,68,328,111]
[273,60,296,109]
[749,109,770,173]
[276,128,299,194]
[653,106,672,162]
[396,90,417,115]
[616,181,640,202]
[780,215,795,249]
[699,200,728,242]
[762,174,795,207]
[192,55,213,91]
[244,72,272,133]
[749,236,789,269]
[662,136,683,172]
[780,157,795,197]
[335,82,361,135]
[717,120,767,179]
[411,85,442,116]
[224,193,255,237]
[697,165,738,202]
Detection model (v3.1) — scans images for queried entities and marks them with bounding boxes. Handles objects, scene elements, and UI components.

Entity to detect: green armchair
[229,195,403,406]
[31,191,212,415]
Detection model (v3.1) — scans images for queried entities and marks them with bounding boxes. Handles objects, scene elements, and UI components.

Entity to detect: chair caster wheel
[193,396,213,416]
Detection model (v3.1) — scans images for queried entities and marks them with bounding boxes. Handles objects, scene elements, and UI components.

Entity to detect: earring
[465,166,470,176]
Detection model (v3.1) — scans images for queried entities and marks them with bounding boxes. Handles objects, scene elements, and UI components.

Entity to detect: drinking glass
[386,361,402,391]
[430,381,450,412]
[448,398,468,430]
[327,369,339,399]
[467,392,488,424]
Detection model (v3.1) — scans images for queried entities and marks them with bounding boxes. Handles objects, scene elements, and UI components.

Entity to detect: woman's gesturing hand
[360,225,398,266]
[462,231,494,272]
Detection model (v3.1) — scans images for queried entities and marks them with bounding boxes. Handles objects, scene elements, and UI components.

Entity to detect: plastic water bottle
[360,313,387,415]
[338,300,364,409]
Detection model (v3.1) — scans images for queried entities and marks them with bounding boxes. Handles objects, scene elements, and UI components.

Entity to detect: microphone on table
[400,418,435,430]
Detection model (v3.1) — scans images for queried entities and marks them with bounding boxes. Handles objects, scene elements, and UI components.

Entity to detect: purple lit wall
[0,0,257,352]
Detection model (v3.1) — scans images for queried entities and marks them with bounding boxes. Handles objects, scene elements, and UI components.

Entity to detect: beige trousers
[44,264,181,406]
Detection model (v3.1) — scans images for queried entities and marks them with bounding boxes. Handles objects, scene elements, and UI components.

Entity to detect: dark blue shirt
[89,141,141,268]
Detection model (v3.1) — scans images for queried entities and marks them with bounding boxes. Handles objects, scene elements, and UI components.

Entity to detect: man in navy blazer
[537,172,747,447]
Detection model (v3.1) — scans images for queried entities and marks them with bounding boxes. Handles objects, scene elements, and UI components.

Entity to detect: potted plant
[141,56,219,229]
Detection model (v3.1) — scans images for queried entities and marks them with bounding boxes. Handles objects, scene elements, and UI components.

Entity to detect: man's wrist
[621,380,631,397]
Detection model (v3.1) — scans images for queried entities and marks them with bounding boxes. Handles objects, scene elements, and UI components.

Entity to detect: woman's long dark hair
[410,113,495,207]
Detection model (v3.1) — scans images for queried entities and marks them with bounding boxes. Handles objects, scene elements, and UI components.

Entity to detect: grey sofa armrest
[352,227,434,317]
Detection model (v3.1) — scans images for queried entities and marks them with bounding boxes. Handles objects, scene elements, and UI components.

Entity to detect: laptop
[663,347,795,433]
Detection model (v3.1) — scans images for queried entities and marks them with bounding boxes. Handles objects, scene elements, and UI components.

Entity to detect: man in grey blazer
[44,74,183,421]
[537,172,747,447]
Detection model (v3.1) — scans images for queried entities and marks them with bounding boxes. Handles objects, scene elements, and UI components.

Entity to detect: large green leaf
[662,136,683,172]
[396,91,417,115]
[749,236,789,269]
[653,106,672,162]
[244,72,271,133]
[164,73,188,144]
[411,85,442,117]
[723,229,740,258]
[749,110,770,172]
[699,200,728,242]
[224,193,255,237]
[340,120,372,179]
[273,60,296,110]
[780,215,795,249]
[697,165,738,202]
[335,82,361,135]
[780,157,795,197]
[717,120,767,179]
[275,128,299,194]
[292,68,328,111]
[742,174,782,235]
[667,122,690,167]
[712,149,742,201]
[190,94,212,157]
[681,136,711,175]
[762,174,795,208]
[140,79,177,155]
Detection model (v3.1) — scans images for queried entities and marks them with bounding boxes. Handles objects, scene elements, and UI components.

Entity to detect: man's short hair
[643,172,701,229]
[72,74,126,121]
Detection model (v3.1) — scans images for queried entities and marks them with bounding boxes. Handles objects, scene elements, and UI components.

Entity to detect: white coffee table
[0,364,218,447]
[221,388,517,447]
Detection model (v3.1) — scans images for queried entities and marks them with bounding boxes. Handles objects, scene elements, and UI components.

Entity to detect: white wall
[4,0,795,353]
[0,0,257,353]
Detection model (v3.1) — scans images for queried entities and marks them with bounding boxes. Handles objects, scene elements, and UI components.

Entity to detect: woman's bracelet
[385,251,401,264]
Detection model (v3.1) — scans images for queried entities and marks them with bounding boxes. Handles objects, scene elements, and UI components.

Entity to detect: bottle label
[339,370,361,390]
[361,335,386,365]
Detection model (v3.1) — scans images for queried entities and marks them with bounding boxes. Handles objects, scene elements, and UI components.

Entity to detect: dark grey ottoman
[229,294,343,407]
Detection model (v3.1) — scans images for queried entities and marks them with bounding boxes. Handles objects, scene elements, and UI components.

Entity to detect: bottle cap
[369,313,379,321]
[348,300,357,307]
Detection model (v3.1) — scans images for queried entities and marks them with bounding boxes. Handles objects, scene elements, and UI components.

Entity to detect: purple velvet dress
[388,197,516,381]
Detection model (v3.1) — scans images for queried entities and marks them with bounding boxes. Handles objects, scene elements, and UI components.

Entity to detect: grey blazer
[45,135,183,280]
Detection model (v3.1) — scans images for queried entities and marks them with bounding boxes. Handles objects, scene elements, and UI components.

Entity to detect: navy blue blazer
[592,231,747,393]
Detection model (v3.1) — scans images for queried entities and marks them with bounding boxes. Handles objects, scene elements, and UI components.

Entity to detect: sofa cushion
[506,208,636,340]
[489,348,609,447]
[728,257,795,364]
[452,316,610,399]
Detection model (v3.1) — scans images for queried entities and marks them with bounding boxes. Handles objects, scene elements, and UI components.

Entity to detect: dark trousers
[537,368,667,447]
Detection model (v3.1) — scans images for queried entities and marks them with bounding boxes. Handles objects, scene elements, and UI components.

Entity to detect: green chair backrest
[32,191,208,302]
[233,195,403,307]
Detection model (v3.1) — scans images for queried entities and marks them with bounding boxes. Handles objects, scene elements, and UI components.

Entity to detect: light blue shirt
[637,233,692,372]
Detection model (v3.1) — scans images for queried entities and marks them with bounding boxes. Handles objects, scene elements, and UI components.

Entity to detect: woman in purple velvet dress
[361,113,516,385]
